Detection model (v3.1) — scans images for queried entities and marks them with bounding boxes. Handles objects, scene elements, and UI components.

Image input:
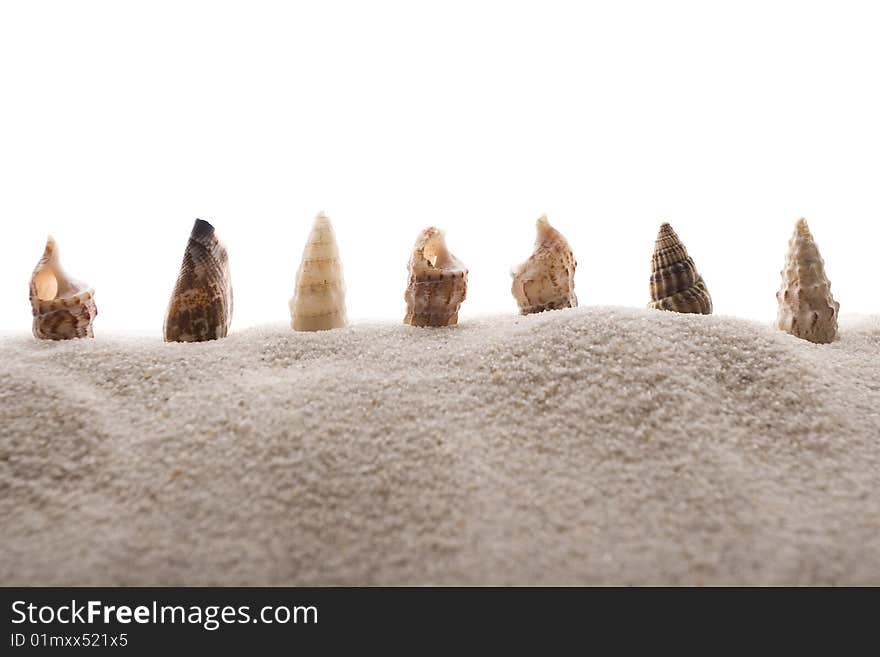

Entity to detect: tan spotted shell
[775,218,839,343]
[404,227,467,327]
[648,222,712,314]
[163,219,233,342]
[511,214,577,315]
[29,236,97,340]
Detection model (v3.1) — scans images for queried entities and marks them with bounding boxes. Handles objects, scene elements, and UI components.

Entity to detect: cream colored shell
[29,236,97,340]
[775,218,839,343]
[511,215,577,314]
[404,227,468,327]
[289,212,347,331]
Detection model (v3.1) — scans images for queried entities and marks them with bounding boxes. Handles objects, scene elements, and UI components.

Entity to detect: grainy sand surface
[1,307,879,585]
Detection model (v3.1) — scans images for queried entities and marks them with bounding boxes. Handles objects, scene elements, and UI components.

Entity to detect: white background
[1,1,878,334]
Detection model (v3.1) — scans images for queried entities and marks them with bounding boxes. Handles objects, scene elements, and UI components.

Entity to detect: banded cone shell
[29,236,97,340]
[775,218,839,343]
[289,212,347,331]
[511,214,577,315]
[404,227,467,327]
[648,222,712,314]
[163,219,233,342]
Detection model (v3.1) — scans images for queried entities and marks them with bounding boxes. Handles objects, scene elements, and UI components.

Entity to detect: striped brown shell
[404,227,468,327]
[29,236,97,340]
[163,219,233,342]
[648,222,712,314]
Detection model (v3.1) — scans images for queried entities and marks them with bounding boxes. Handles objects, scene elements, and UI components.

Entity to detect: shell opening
[422,239,445,267]
[423,237,447,269]
[34,268,59,301]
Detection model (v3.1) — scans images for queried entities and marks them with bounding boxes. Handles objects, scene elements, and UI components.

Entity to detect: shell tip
[40,235,58,259]
[420,226,443,243]
[191,218,215,240]
[657,222,679,241]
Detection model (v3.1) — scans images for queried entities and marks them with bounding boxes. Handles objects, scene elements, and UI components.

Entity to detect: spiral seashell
[511,214,577,315]
[29,236,97,340]
[648,222,712,314]
[775,218,839,343]
[289,212,347,331]
[163,219,233,342]
[404,227,468,327]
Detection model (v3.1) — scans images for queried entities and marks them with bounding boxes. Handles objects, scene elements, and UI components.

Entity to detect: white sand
[1,306,879,586]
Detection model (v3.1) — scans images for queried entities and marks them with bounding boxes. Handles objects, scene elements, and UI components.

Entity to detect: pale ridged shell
[511,214,577,314]
[775,218,839,343]
[29,236,97,340]
[404,227,467,327]
[163,219,233,342]
[289,212,347,331]
[648,222,712,314]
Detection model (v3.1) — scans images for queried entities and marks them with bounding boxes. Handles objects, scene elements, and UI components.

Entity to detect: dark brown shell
[163,219,233,342]
[648,222,712,314]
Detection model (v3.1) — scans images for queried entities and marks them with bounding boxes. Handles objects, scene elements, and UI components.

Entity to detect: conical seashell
[511,214,577,315]
[163,219,233,342]
[404,227,468,327]
[29,236,97,340]
[648,222,712,314]
[775,218,839,343]
[289,212,347,331]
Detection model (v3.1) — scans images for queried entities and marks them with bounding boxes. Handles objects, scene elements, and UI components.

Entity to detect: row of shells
[29,214,840,344]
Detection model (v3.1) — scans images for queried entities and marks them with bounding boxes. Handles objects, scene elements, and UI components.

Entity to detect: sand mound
[1,307,879,585]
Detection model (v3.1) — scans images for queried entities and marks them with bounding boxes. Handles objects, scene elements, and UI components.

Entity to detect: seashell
[648,222,712,314]
[163,219,233,342]
[510,214,577,314]
[775,217,839,343]
[404,227,468,327]
[29,236,97,340]
[289,212,347,331]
